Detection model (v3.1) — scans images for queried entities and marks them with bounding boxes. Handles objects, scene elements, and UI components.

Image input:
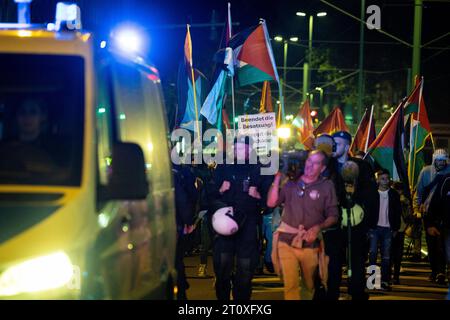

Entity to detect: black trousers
[213,216,258,301]
[321,228,343,300]
[315,225,369,300]
[175,233,189,299]
[391,232,405,280]
[425,232,447,277]
[341,225,369,300]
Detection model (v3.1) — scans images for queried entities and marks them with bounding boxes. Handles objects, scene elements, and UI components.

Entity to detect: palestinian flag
[313,106,349,136]
[200,47,233,126]
[350,105,376,156]
[202,3,234,130]
[259,81,273,113]
[229,20,279,87]
[367,103,411,198]
[292,100,314,150]
[404,77,434,192]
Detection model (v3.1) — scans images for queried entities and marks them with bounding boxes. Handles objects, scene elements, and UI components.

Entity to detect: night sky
[1,0,449,124]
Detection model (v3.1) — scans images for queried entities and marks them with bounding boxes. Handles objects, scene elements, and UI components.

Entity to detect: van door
[108,58,175,298]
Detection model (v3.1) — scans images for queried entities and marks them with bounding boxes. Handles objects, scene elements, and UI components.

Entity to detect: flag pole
[227,2,236,133]
[364,104,374,153]
[186,24,201,143]
[410,77,422,190]
[351,107,367,154]
[259,81,267,113]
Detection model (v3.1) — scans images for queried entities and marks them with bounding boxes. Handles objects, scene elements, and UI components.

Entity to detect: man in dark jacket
[326,131,378,300]
[368,168,401,290]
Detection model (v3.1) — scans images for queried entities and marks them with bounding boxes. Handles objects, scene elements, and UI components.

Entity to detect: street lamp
[273,35,300,125]
[296,11,327,102]
[315,87,323,110]
[274,35,283,42]
[277,126,291,140]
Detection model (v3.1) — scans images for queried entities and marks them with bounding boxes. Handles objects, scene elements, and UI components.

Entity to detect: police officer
[211,135,262,300]
[331,131,378,300]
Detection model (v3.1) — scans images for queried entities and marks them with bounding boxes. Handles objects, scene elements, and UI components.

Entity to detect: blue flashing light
[115,28,141,53]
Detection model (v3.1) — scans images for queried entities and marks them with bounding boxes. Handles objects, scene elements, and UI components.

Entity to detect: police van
[0,2,176,299]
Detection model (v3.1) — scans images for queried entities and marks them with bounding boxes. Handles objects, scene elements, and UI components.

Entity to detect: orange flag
[292,100,315,150]
[259,81,273,113]
[313,106,349,136]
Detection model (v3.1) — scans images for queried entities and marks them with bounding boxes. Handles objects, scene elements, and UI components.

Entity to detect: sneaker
[197,264,207,277]
[435,273,447,286]
[428,274,436,282]
[380,282,392,291]
[264,261,275,273]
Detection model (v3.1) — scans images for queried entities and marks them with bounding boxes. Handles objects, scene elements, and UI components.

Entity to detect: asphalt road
[183,255,448,300]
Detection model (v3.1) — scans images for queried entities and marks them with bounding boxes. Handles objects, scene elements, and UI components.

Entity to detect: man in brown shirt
[267,150,339,299]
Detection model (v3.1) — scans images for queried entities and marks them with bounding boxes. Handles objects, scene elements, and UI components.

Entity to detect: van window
[111,62,172,191]
[0,54,84,186]
[95,64,115,186]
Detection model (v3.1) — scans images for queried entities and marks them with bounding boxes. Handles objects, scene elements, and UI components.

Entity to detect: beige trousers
[278,241,319,300]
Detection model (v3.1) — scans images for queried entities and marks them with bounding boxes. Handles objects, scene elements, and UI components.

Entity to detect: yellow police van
[0,2,176,299]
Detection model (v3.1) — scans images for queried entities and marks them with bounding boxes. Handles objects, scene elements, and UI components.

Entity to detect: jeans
[369,226,392,283]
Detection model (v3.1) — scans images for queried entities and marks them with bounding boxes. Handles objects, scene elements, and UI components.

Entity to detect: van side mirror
[107,142,149,200]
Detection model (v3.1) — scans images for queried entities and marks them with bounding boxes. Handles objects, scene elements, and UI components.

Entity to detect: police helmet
[212,206,239,236]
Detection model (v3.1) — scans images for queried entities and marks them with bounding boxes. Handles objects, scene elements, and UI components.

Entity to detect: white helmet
[212,206,239,236]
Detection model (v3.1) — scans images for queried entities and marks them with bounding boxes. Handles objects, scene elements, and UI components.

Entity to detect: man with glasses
[267,150,339,300]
